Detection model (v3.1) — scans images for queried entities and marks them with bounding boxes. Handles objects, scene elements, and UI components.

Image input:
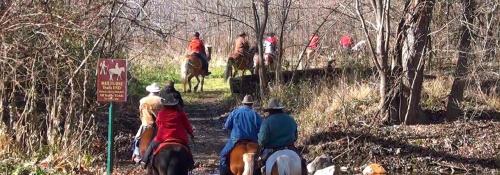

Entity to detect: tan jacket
[233,36,249,56]
[139,94,162,126]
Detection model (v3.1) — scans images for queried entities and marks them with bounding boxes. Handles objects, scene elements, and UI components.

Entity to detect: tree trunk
[252,0,269,98]
[403,0,435,124]
[391,0,435,124]
[276,0,292,84]
[446,0,475,121]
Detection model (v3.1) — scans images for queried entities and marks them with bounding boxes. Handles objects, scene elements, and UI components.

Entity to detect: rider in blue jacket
[219,95,262,175]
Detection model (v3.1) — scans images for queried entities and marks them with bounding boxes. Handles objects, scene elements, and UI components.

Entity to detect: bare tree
[355,0,391,115]
[251,0,270,98]
[446,0,475,121]
[391,0,435,124]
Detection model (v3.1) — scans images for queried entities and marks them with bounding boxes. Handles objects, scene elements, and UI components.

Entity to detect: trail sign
[96,58,127,175]
[97,59,128,102]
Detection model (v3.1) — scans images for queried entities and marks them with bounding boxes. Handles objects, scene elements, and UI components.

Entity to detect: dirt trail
[111,90,229,175]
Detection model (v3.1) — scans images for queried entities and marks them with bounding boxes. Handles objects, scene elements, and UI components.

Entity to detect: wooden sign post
[97,59,127,175]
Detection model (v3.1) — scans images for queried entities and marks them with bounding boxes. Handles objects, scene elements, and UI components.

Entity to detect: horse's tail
[276,155,291,175]
[224,59,233,82]
[181,60,189,81]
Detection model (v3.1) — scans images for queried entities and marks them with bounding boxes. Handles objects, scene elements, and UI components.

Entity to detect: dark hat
[160,94,179,106]
[239,32,247,36]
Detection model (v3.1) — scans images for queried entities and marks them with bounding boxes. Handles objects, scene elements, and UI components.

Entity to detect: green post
[106,102,114,175]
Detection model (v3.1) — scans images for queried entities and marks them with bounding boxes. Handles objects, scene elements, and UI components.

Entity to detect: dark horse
[138,126,193,175]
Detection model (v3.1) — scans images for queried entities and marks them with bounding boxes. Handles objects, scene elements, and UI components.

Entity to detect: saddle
[152,140,195,170]
[186,53,203,69]
[153,140,191,156]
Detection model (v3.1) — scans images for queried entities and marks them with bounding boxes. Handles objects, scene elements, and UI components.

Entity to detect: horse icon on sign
[108,63,125,80]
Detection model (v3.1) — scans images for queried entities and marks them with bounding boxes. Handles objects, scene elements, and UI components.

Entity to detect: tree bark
[402,0,435,124]
[391,0,435,124]
[446,0,475,121]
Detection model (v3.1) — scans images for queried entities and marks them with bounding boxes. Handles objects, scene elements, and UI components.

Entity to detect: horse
[253,52,275,74]
[108,63,125,80]
[137,123,193,175]
[264,149,303,175]
[229,140,259,175]
[224,47,257,81]
[181,46,212,93]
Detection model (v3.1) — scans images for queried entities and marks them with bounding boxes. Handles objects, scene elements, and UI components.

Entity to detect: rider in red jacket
[140,94,194,168]
[188,32,210,75]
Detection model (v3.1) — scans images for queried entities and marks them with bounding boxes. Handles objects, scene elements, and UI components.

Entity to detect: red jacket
[188,37,205,53]
[308,35,320,49]
[340,35,353,48]
[265,36,278,45]
[154,106,193,145]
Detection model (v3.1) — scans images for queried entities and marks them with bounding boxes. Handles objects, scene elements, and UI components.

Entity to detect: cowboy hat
[161,94,179,106]
[146,83,161,93]
[242,95,254,104]
[264,98,284,110]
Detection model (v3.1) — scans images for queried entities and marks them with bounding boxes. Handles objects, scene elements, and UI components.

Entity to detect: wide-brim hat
[146,83,161,93]
[161,94,179,106]
[264,98,285,111]
[242,95,254,104]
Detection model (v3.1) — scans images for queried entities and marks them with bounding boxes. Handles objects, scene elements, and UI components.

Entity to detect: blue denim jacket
[224,105,262,143]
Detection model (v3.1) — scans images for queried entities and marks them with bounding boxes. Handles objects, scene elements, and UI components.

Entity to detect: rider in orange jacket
[188,32,210,75]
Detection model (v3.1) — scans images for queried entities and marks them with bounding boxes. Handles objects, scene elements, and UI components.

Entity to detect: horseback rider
[258,98,307,175]
[188,31,210,75]
[132,83,163,163]
[139,93,195,169]
[264,32,278,57]
[340,33,354,52]
[231,32,251,60]
[219,95,262,175]
[304,32,320,69]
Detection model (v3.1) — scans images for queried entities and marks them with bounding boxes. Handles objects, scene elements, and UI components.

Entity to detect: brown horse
[229,140,259,175]
[181,46,212,93]
[137,125,192,175]
[224,47,257,81]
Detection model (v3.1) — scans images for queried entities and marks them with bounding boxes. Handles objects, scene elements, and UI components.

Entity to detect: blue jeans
[219,140,236,175]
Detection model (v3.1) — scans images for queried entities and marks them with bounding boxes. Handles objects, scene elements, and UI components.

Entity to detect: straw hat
[241,95,254,104]
[161,94,179,106]
[146,83,161,93]
[264,98,284,110]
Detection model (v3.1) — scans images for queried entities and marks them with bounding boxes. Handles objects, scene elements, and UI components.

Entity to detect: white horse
[108,63,125,80]
[265,149,302,175]
[351,40,367,52]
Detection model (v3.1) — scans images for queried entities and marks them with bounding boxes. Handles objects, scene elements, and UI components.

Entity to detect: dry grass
[267,80,379,143]
[421,77,452,111]
[483,95,500,111]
